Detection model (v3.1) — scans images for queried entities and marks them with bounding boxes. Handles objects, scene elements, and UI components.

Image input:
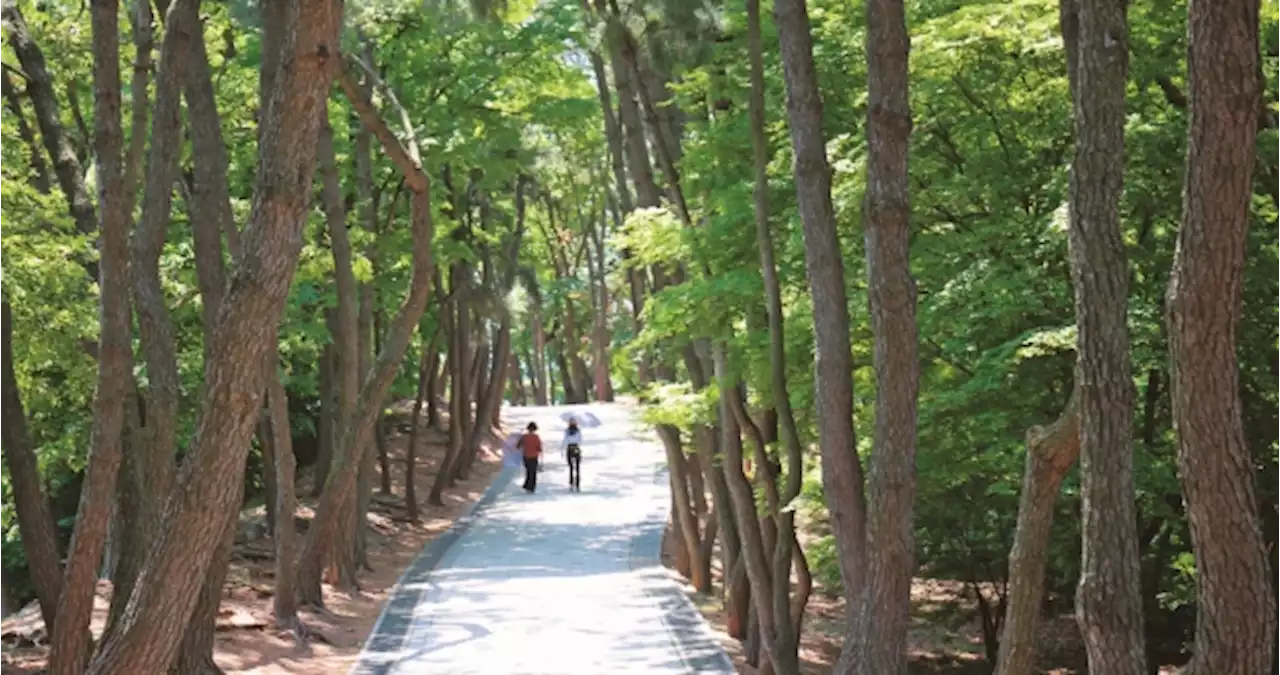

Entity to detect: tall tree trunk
[444,272,473,484]
[172,25,249,664]
[45,0,138,666]
[745,3,805,669]
[264,376,299,629]
[1060,0,1147,671]
[854,0,920,671]
[995,390,1081,675]
[319,110,361,591]
[660,426,709,592]
[353,89,379,571]
[1166,0,1276,671]
[461,321,511,476]
[108,0,198,638]
[772,3,868,667]
[426,308,443,428]
[81,1,342,671]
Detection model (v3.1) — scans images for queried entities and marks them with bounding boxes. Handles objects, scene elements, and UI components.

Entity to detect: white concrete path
[351,403,735,675]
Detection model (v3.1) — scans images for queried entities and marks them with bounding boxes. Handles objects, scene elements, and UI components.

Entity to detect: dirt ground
[659,525,1196,675]
[1,407,507,675]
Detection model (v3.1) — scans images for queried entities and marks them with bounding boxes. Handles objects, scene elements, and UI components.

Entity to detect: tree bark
[107,0,198,635]
[45,0,138,667]
[995,389,1081,675]
[318,110,361,590]
[81,1,342,670]
[745,2,806,669]
[172,26,246,666]
[772,1,868,662]
[1060,0,1148,671]
[853,0,919,671]
[1165,0,1276,671]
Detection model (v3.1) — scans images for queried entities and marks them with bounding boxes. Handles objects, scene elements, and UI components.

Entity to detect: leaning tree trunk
[1165,0,1276,671]
[80,1,342,670]
[995,390,1081,675]
[0,303,64,628]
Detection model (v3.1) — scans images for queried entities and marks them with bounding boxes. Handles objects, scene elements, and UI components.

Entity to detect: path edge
[628,463,738,674]
[348,461,519,675]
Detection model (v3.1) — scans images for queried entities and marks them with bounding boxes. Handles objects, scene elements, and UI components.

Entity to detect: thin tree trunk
[314,343,336,496]
[429,289,462,507]
[319,109,361,591]
[406,340,433,521]
[1166,0,1276,670]
[173,26,251,662]
[110,0,199,640]
[995,389,1081,675]
[0,302,64,628]
[264,376,298,629]
[772,4,868,670]
[430,268,468,502]
[746,3,804,668]
[45,0,137,666]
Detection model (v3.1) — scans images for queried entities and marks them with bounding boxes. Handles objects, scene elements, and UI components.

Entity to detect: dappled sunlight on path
[352,403,733,675]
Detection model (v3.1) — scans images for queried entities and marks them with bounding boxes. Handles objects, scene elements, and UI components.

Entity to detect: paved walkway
[351,404,735,675]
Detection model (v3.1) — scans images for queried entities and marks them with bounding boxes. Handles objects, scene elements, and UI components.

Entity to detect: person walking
[562,419,584,491]
[518,422,543,493]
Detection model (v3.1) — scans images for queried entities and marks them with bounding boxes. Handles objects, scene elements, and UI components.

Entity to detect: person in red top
[517,422,543,493]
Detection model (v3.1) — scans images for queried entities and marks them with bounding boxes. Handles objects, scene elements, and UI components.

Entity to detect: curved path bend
[351,403,735,675]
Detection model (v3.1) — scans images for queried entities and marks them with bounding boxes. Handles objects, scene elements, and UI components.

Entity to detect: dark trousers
[567,446,582,488]
[523,456,539,491]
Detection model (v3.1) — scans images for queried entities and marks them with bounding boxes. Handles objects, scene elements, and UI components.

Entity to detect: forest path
[351,402,734,675]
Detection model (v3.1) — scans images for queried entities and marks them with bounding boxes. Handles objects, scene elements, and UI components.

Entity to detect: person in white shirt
[562,419,584,491]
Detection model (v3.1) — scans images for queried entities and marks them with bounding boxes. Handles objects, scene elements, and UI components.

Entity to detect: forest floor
[663,533,1187,675]
[1,404,507,675]
[659,529,1094,675]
